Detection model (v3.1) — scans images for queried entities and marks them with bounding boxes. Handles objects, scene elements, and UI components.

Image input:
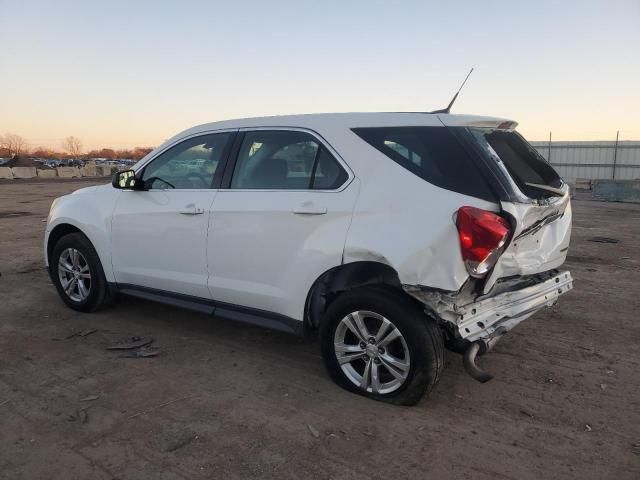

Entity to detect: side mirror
[112,170,144,190]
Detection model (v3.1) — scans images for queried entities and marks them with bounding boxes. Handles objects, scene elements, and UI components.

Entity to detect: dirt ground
[0,178,639,480]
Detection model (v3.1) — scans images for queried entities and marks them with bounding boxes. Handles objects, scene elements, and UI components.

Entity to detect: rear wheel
[50,232,112,312]
[320,286,444,405]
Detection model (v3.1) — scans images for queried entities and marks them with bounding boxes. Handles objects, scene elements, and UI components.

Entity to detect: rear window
[352,126,496,201]
[468,129,562,199]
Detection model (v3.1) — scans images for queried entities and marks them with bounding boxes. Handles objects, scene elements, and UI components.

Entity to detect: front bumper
[457,270,573,342]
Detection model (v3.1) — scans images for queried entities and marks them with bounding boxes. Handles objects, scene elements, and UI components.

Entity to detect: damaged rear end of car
[353,115,573,382]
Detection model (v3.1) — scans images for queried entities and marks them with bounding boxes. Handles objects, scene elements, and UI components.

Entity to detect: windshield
[468,128,563,199]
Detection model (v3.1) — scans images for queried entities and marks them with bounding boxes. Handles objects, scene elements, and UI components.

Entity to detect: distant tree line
[0,132,153,162]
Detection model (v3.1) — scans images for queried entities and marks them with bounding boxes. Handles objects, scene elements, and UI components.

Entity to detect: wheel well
[47,224,82,264]
[304,261,405,333]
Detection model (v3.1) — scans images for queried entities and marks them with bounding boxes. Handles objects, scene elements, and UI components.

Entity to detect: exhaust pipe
[463,342,493,383]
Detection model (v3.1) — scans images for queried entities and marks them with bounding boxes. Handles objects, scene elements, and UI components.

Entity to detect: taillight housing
[456,206,511,277]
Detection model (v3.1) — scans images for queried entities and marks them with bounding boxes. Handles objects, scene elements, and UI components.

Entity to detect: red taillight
[456,206,511,277]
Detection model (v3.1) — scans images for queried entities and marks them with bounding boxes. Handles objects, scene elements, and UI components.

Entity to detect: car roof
[136,112,518,174]
[173,112,516,139]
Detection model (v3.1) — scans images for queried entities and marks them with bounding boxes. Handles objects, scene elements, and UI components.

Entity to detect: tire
[50,232,113,312]
[319,285,444,406]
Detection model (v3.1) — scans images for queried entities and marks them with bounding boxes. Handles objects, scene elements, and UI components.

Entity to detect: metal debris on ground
[119,346,160,358]
[65,328,97,339]
[584,424,592,432]
[588,236,620,244]
[106,336,153,350]
[308,424,320,438]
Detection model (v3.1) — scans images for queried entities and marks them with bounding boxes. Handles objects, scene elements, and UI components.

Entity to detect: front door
[111,131,234,298]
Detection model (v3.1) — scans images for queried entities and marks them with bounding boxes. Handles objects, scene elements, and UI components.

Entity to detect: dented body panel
[457,271,573,341]
[343,141,573,344]
[485,189,572,293]
[404,270,573,344]
[342,153,498,291]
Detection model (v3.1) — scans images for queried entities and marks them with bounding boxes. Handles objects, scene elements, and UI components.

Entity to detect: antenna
[431,68,474,114]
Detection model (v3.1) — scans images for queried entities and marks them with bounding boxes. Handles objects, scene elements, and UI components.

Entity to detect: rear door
[207,128,358,321]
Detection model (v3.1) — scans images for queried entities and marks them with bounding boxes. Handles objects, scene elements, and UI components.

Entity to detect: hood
[71,183,111,195]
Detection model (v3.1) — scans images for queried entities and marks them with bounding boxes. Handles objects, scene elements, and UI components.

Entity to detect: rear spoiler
[437,116,519,131]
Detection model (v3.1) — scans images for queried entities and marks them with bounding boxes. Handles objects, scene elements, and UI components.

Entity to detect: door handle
[292,202,327,215]
[179,204,205,215]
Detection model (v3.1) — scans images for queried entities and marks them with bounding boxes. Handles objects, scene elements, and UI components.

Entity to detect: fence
[530,139,640,184]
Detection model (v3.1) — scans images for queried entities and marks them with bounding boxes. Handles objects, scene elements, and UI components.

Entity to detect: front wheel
[50,232,112,312]
[319,286,444,405]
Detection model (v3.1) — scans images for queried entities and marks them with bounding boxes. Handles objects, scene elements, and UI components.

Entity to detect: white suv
[45,113,573,405]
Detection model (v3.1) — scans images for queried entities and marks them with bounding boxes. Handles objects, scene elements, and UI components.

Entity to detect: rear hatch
[442,117,571,293]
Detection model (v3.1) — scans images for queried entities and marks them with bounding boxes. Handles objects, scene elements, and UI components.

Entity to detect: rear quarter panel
[343,148,498,292]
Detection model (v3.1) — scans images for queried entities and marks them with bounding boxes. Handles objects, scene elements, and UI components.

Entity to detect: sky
[1,0,639,151]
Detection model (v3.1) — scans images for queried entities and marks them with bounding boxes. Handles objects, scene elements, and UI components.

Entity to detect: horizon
[1,0,639,151]
[3,112,640,157]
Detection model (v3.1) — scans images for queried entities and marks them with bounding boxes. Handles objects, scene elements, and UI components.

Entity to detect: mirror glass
[112,170,138,189]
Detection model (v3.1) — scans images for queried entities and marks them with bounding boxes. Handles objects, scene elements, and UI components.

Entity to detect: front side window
[230,130,348,190]
[141,133,232,189]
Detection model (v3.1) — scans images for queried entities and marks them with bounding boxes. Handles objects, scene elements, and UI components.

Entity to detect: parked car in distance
[44,113,572,405]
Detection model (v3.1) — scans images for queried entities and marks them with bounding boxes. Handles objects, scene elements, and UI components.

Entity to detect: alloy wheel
[58,248,91,302]
[334,311,411,395]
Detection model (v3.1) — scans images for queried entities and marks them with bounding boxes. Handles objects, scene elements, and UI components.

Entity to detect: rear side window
[468,129,562,199]
[230,130,348,190]
[352,127,496,201]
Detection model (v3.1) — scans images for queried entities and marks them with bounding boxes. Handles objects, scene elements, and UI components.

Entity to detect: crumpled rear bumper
[457,270,573,342]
